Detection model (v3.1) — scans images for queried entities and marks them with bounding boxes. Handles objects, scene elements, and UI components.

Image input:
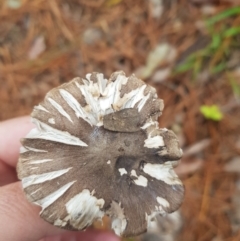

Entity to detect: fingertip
[56,229,121,241]
[0,182,120,241]
[0,161,18,186]
[91,231,121,241]
[0,182,65,241]
[0,116,34,167]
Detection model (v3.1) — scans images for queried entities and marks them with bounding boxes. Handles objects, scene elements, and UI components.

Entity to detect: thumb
[0,182,120,241]
[0,182,65,241]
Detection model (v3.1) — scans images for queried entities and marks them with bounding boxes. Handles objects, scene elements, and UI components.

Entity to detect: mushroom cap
[17,71,184,237]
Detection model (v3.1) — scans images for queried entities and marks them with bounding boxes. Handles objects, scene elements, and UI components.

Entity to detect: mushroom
[17,71,184,237]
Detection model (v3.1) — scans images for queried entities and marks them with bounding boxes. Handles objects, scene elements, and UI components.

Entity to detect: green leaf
[228,74,240,97]
[206,7,240,26]
[223,27,240,38]
[211,62,226,74]
[175,7,240,77]
[210,34,222,49]
[200,105,223,121]
[175,60,194,73]
[105,0,122,7]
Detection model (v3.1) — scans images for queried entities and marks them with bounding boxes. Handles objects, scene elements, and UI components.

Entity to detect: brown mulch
[1,0,240,241]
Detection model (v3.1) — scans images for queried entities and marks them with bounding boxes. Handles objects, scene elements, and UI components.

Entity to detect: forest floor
[1,0,240,241]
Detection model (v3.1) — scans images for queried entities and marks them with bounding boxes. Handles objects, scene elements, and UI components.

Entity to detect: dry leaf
[28,36,46,60]
[224,157,240,173]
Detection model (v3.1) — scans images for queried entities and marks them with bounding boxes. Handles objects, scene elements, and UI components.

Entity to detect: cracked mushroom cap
[17,71,184,237]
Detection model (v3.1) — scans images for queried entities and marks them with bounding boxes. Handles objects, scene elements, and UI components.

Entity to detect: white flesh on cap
[28,159,53,164]
[130,170,148,187]
[65,189,105,230]
[20,146,48,153]
[48,118,55,124]
[22,167,72,188]
[156,197,170,208]
[48,98,73,123]
[73,74,149,126]
[144,135,164,148]
[27,118,88,147]
[108,201,127,236]
[34,105,49,113]
[143,162,182,185]
[118,168,127,176]
[35,181,76,211]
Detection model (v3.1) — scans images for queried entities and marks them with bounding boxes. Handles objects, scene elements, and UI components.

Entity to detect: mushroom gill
[17,71,184,237]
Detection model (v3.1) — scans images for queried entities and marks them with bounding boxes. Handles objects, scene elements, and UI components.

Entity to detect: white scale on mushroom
[17,71,184,237]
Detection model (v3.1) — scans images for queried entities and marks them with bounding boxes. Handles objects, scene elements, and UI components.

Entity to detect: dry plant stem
[199,122,219,222]
[209,16,240,69]
[209,36,231,70]
[48,0,74,41]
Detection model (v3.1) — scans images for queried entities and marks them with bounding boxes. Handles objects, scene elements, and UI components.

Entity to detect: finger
[0,116,34,167]
[0,182,120,241]
[40,230,120,241]
[0,161,18,186]
[0,182,65,241]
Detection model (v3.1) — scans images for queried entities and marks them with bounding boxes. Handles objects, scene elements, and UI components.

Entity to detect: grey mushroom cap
[17,71,184,237]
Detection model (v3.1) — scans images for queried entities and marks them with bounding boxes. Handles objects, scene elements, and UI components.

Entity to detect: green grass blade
[206,7,240,26]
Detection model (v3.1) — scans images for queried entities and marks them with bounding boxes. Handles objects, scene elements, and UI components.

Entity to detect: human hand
[0,116,120,241]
